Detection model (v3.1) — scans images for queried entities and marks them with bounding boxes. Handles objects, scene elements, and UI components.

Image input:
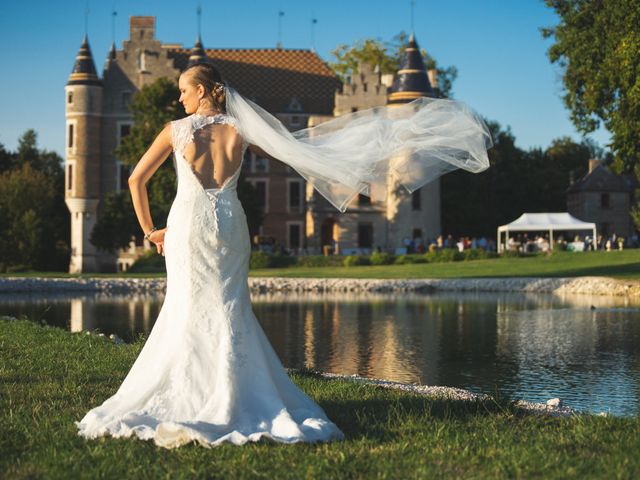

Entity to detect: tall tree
[542,1,640,172]
[330,31,457,98]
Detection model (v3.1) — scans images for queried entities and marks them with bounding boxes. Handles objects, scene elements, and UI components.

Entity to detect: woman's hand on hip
[148,228,168,256]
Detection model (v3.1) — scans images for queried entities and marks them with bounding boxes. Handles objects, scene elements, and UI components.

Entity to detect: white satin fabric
[75,114,344,448]
[226,87,493,211]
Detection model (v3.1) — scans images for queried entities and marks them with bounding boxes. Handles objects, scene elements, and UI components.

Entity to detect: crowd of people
[505,232,640,253]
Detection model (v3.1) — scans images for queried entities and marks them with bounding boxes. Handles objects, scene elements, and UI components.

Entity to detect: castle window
[290,115,301,128]
[413,228,423,239]
[68,124,74,149]
[118,162,131,190]
[122,92,132,108]
[357,223,373,249]
[67,92,73,104]
[287,222,303,250]
[358,193,371,205]
[250,179,268,213]
[254,156,268,173]
[67,164,73,190]
[601,193,610,209]
[412,188,421,211]
[351,107,358,113]
[242,149,253,173]
[119,124,131,143]
[363,83,368,93]
[287,179,303,212]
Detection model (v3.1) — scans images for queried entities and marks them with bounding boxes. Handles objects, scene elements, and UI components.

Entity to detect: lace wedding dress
[76,113,345,448]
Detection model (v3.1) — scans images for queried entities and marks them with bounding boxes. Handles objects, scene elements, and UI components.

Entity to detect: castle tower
[386,34,440,246]
[65,35,103,273]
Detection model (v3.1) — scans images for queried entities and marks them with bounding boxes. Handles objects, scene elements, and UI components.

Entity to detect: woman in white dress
[76,62,492,449]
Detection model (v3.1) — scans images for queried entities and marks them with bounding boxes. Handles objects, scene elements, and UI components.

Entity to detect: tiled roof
[567,164,633,193]
[168,48,340,114]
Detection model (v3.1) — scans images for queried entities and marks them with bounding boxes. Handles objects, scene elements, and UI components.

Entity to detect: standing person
[76,62,492,448]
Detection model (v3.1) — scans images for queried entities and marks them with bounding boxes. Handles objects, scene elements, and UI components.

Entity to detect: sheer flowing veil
[225,86,493,212]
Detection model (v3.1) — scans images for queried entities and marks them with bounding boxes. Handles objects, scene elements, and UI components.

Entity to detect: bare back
[180,120,244,190]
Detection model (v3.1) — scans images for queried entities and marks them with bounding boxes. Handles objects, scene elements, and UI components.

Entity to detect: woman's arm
[128,123,173,237]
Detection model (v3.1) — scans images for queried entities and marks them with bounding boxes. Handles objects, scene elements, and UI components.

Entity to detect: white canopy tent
[497,213,597,253]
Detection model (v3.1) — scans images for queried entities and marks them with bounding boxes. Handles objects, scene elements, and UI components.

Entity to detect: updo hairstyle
[184,62,227,113]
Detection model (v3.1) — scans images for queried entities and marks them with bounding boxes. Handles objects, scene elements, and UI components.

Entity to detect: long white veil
[225,87,492,212]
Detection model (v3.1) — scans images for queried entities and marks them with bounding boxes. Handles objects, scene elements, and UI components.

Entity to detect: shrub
[463,248,488,261]
[394,255,412,265]
[250,251,271,269]
[297,255,344,267]
[128,250,166,273]
[370,251,394,265]
[424,248,463,263]
[343,255,371,267]
[269,253,297,268]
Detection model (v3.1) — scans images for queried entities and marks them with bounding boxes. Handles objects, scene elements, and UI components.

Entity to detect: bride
[76,62,492,448]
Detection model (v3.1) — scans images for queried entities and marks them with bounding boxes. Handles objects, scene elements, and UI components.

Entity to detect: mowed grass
[251,250,640,280]
[2,250,640,281]
[1,319,639,479]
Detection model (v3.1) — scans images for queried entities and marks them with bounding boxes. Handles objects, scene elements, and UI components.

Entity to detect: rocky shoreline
[1,275,639,297]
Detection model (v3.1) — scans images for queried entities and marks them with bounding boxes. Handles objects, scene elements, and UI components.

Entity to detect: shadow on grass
[316,386,516,442]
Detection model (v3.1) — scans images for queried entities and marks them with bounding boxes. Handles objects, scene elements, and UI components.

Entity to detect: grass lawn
[1,250,639,280]
[1,318,639,479]
[250,250,640,279]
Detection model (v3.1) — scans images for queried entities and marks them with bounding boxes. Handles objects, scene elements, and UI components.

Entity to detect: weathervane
[411,0,416,33]
[277,9,285,48]
[84,1,90,35]
[111,4,118,43]
[197,2,202,38]
[311,13,318,50]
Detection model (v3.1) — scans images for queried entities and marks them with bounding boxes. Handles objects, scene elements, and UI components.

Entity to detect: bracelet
[144,226,159,240]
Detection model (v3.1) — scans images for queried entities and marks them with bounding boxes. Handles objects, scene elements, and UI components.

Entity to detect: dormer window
[287,97,303,112]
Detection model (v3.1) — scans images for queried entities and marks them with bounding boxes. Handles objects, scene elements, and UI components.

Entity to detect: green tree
[0,142,16,173]
[330,31,457,98]
[543,0,640,229]
[0,163,66,271]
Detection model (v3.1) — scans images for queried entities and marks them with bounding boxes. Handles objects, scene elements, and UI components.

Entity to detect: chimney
[588,159,601,173]
[130,16,155,41]
[427,68,438,90]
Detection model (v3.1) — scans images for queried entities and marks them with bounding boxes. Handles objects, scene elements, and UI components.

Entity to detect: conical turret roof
[187,35,209,67]
[388,34,434,104]
[67,34,102,86]
[103,42,117,72]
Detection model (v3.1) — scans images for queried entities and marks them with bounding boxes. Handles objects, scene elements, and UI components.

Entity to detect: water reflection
[1,290,638,415]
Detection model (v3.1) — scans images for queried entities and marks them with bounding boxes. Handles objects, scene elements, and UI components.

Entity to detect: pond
[2,290,639,416]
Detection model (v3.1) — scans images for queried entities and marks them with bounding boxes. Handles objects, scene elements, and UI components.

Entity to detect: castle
[65,16,441,273]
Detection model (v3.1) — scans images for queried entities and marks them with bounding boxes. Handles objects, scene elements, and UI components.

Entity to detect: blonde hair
[184,62,226,113]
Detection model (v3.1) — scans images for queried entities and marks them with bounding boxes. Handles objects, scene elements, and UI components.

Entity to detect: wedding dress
[76,88,492,449]
[75,113,345,448]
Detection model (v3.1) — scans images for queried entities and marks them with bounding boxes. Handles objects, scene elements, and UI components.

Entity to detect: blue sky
[0,0,610,157]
